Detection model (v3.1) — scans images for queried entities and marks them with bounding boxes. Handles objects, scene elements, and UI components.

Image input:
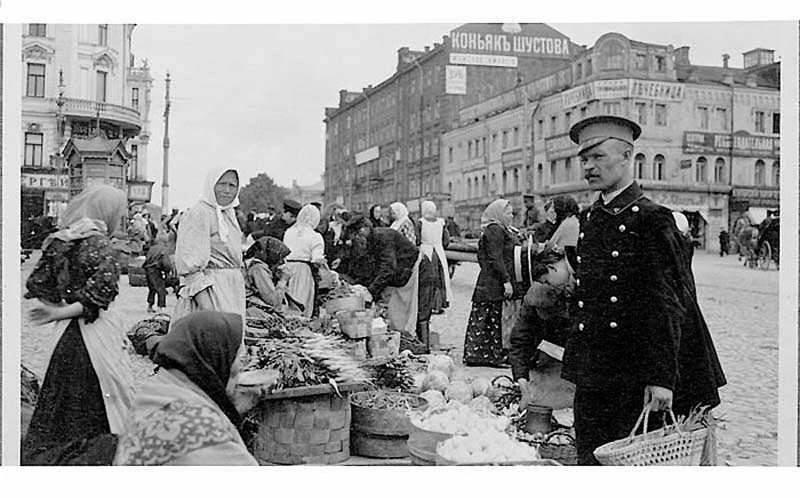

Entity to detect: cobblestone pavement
[20,251,778,465]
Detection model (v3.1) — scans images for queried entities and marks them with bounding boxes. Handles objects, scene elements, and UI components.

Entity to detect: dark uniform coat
[562,182,726,463]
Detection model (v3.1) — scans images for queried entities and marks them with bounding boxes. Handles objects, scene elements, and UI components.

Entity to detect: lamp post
[161,71,171,215]
[54,68,67,216]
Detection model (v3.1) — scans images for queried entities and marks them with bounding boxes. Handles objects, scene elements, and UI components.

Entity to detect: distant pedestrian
[719,229,730,257]
[416,201,451,314]
[144,234,173,313]
[445,216,461,238]
[369,204,389,228]
[254,199,301,241]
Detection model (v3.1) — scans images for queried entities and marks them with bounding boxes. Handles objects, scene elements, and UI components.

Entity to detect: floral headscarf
[244,236,290,268]
[44,185,128,249]
[200,167,240,243]
[480,199,511,229]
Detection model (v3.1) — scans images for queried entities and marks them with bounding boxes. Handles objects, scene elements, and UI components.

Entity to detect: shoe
[147,306,155,313]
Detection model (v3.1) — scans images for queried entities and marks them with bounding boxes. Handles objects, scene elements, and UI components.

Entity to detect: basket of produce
[243,330,372,465]
[350,390,429,458]
[436,432,557,466]
[593,407,709,466]
[538,430,578,465]
[407,401,510,466]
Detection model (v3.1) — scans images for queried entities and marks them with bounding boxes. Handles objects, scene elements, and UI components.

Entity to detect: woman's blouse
[25,234,120,323]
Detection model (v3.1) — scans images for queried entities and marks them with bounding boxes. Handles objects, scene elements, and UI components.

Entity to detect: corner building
[440,33,779,252]
[323,23,580,214]
[21,23,153,222]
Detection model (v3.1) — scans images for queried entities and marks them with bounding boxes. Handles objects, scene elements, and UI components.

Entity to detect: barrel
[407,418,453,466]
[350,392,427,459]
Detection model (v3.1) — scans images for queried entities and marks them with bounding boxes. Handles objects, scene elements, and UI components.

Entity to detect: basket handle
[627,407,681,440]
[543,430,575,445]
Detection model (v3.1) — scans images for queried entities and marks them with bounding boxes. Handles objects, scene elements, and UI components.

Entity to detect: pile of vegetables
[245,330,370,391]
[351,390,427,411]
[410,401,510,435]
[438,431,541,464]
[245,313,318,339]
[409,354,498,411]
[362,353,415,391]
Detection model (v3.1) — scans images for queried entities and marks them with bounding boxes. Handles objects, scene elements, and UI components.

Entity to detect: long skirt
[463,301,508,367]
[429,251,449,313]
[22,319,118,465]
[171,268,246,329]
[285,262,316,318]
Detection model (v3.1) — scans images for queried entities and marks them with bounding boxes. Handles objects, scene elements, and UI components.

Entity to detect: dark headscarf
[245,236,290,268]
[369,205,385,228]
[153,311,243,427]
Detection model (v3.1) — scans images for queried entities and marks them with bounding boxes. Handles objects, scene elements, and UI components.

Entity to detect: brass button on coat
[609,322,618,329]
[619,224,626,232]
[610,296,618,303]
[578,301,584,308]
[610,275,618,282]
[632,206,640,213]
[578,323,585,331]
[611,250,619,258]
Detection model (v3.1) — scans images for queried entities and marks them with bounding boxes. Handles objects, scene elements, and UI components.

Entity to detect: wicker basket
[538,430,578,466]
[250,383,365,465]
[594,409,708,466]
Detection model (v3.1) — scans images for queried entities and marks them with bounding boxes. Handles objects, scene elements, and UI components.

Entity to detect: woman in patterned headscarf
[390,202,416,244]
[243,236,291,317]
[283,204,326,317]
[171,167,245,328]
[23,184,134,465]
[115,311,266,465]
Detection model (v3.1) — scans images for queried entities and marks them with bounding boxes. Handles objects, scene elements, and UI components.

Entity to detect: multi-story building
[323,23,579,214]
[21,23,153,222]
[441,33,780,252]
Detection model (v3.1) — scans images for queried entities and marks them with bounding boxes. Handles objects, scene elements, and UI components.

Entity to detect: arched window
[695,157,708,183]
[474,176,480,198]
[550,161,557,184]
[502,171,508,193]
[772,161,780,185]
[634,153,646,179]
[482,174,487,196]
[491,173,497,193]
[537,164,543,189]
[714,158,726,184]
[653,154,664,180]
[467,178,472,199]
[448,181,452,197]
[754,160,766,186]
[526,164,532,189]
[601,40,626,70]
[564,158,572,182]
[513,168,520,192]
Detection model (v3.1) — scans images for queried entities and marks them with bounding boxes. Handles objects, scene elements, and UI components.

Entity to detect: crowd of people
[22,116,727,466]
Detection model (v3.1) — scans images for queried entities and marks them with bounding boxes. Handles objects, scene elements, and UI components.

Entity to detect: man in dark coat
[563,115,726,465]
[253,199,301,241]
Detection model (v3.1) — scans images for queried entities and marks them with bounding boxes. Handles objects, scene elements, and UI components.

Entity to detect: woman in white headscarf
[390,201,416,244]
[170,168,245,328]
[283,204,326,318]
[416,200,451,314]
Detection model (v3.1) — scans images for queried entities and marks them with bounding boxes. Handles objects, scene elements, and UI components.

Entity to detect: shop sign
[594,79,629,99]
[732,188,780,204]
[648,191,707,209]
[355,146,380,165]
[21,173,70,189]
[449,53,518,68]
[683,131,779,158]
[128,181,153,203]
[545,134,577,161]
[445,65,467,95]
[450,29,571,59]
[561,83,594,109]
[628,80,684,101]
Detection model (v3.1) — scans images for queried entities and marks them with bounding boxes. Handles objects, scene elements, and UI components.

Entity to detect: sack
[594,408,708,466]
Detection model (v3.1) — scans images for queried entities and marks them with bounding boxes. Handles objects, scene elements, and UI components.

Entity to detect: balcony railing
[59,98,142,131]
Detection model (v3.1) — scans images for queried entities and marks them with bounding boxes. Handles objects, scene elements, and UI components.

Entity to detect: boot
[416,321,431,354]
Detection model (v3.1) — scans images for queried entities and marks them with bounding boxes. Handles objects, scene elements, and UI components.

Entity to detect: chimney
[424,45,430,52]
[722,54,730,69]
[722,72,734,86]
[674,46,690,65]
[339,89,348,107]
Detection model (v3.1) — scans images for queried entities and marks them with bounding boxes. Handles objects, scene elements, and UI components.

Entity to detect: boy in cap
[560,115,726,465]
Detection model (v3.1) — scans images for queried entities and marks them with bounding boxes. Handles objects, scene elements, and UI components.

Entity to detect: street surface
[20,251,779,466]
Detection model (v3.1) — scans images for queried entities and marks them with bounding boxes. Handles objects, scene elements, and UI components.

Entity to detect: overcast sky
[130,22,793,210]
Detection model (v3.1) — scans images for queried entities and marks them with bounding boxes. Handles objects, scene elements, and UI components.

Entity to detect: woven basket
[250,384,364,465]
[594,409,708,466]
[538,430,578,466]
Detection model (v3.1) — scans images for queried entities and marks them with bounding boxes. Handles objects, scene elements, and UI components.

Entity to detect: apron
[419,218,452,304]
[43,301,134,435]
[172,268,246,330]
[285,260,317,318]
[382,253,424,334]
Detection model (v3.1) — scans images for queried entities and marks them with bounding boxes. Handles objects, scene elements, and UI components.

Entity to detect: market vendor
[343,215,433,352]
[243,236,291,318]
[563,115,726,465]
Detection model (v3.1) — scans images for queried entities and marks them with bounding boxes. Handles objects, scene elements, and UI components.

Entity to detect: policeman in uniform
[563,115,726,465]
